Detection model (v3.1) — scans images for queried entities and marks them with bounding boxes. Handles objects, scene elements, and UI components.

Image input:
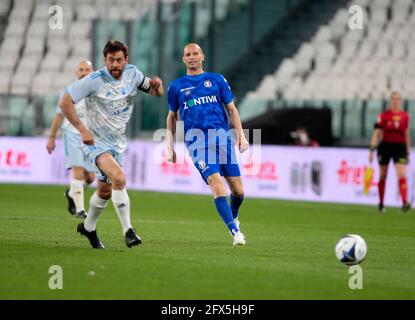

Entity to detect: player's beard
[110,68,123,79]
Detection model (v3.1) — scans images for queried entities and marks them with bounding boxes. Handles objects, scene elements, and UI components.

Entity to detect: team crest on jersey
[197,160,206,170]
[204,80,212,88]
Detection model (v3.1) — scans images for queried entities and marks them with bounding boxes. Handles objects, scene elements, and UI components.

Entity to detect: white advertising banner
[1,137,413,207]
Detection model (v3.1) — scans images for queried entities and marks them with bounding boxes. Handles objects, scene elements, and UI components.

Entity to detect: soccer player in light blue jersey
[166,43,248,246]
[59,40,164,249]
[47,60,95,219]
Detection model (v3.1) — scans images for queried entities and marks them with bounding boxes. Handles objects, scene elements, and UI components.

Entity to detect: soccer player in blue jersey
[59,40,164,249]
[166,43,248,245]
[47,60,95,219]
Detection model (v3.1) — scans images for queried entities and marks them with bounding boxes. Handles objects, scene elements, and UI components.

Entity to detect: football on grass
[335,234,367,266]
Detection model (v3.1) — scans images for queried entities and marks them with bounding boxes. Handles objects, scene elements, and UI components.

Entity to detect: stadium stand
[0,0,249,134]
[237,0,415,144]
[0,0,158,135]
[2,0,410,145]
[0,0,155,96]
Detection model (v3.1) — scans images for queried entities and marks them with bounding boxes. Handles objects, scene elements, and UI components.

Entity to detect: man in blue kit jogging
[166,43,248,246]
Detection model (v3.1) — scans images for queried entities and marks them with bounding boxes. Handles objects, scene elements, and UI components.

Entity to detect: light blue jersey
[65,64,150,154]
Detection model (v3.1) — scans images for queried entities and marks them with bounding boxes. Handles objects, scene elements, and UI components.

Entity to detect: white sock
[112,188,132,234]
[84,192,109,232]
[69,179,85,213]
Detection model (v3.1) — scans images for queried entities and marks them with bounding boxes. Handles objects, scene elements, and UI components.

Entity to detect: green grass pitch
[0,184,414,299]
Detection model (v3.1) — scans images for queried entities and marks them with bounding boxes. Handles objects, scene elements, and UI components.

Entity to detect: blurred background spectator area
[0,0,413,147]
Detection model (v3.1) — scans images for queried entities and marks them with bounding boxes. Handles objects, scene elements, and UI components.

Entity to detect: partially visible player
[47,60,95,219]
[59,40,164,249]
[369,91,411,212]
[166,43,248,246]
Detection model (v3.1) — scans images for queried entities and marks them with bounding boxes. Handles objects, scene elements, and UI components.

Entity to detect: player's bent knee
[98,190,112,200]
[84,174,95,185]
[208,174,226,196]
[112,171,126,189]
[233,189,244,198]
[72,167,85,180]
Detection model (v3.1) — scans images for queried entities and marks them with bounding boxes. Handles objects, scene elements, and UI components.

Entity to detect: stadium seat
[68,21,92,40]
[32,3,50,20]
[39,53,64,72]
[21,102,34,136]
[343,100,363,139]
[216,0,230,20]
[0,96,9,135]
[239,96,268,121]
[7,96,29,135]
[16,54,42,74]
[42,95,60,128]
[0,0,10,17]
[325,100,343,138]
[23,37,45,55]
[51,72,76,94]
[26,21,48,39]
[0,71,11,94]
[0,53,19,72]
[0,36,24,56]
[71,39,92,57]
[4,20,27,37]
[31,72,55,96]
[364,100,384,138]
[46,39,69,56]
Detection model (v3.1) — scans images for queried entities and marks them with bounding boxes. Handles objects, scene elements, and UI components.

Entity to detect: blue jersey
[168,72,233,147]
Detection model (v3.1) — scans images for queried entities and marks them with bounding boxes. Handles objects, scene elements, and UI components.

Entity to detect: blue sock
[214,196,239,236]
[230,194,244,220]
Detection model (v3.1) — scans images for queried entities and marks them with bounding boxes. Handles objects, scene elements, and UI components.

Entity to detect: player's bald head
[76,60,93,80]
[183,43,205,73]
[183,43,204,55]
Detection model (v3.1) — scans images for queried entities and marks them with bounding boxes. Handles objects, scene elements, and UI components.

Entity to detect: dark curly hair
[103,40,128,58]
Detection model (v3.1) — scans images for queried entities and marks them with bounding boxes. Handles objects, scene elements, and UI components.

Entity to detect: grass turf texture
[0,184,414,299]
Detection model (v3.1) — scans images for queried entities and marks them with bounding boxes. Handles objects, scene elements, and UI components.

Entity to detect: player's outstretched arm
[226,102,249,153]
[46,113,63,154]
[59,92,94,144]
[166,111,177,163]
[148,76,164,97]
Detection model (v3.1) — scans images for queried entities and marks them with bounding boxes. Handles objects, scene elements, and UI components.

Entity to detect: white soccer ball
[335,234,367,266]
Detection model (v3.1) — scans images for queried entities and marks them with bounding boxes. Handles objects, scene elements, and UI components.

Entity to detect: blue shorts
[191,143,241,184]
[81,140,124,183]
[63,131,95,172]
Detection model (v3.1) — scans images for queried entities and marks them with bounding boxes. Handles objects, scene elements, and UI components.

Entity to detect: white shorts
[63,131,95,172]
[81,139,124,183]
